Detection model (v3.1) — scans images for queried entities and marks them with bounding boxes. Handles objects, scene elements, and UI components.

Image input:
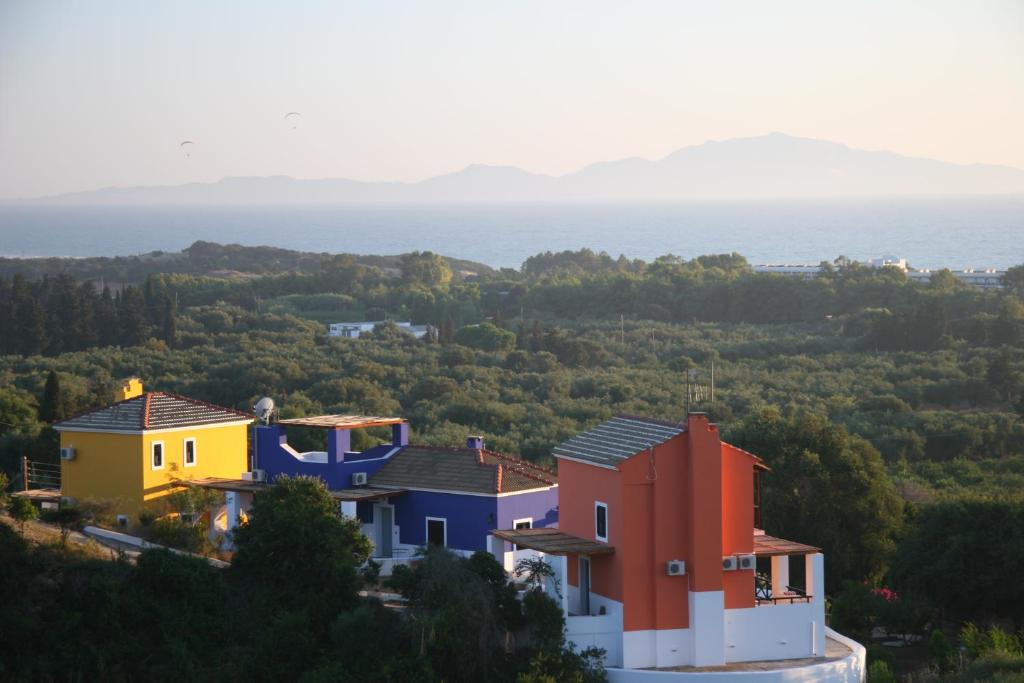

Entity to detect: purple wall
[497,486,559,551]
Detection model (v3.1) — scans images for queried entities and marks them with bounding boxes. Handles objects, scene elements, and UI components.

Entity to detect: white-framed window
[183,438,197,467]
[512,517,533,551]
[151,441,165,470]
[595,501,608,542]
[425,516,447,547]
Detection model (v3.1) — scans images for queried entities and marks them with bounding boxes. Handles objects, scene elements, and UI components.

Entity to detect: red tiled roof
[55,392,253,432]
[369,445,557,494]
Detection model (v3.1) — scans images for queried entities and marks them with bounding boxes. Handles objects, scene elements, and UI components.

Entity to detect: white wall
[568,611,624,667]
[622,629,692,669]
[725,602,818,662]
[690,590,726,666]
[605,629,864,682]
[566,590,625,667]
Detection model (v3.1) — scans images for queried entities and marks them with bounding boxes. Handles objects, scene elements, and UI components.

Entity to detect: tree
[401,251,452,287]
[454,322,516,352]
[729,409,904,590]
[38,370,66,423]
[1002,263,1024,298]
[230,475,371,615]
[8,496,38,535]
[890,499,1024,626]
[117,285,149,346]
[11,275,46,356]
[160,294,178,349]
[386,545,508,680]
[40,506,83,548]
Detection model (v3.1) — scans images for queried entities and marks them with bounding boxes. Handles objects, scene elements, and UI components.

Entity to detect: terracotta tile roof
[753,534,820,556]
[369,446,556,494]
[55,392,253,432]
[553,415,685,467]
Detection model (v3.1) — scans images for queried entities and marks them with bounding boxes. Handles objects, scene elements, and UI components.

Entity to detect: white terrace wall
[724,602,819,662]
[603,627,865,683]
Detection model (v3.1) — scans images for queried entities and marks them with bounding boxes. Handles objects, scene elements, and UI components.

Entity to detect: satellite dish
[254,397,275,425]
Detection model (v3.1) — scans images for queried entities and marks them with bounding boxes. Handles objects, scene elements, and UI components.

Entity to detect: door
[376,505,393,558]
[579,556,591,616]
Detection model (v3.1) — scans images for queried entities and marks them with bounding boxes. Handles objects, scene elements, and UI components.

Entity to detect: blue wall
[369,486,561,553]
[255,425,400,489]
[393,490,497,551]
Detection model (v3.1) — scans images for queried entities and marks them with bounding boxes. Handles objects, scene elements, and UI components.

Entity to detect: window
[183,438,196,467]
[595,501,608,542]
[151,442,164,470]
[512,517,532,551]
[426,517,447,547]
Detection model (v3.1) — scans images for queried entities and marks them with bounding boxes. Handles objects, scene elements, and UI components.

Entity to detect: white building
[328,321,431,339]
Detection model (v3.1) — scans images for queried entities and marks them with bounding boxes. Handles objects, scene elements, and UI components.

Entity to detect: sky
[0,0,1022,200]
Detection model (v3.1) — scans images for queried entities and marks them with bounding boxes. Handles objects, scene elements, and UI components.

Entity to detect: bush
[148,517,209,554]
[867,660,897,683]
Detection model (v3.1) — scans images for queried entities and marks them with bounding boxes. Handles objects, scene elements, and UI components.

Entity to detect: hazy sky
[1,0,1022,199]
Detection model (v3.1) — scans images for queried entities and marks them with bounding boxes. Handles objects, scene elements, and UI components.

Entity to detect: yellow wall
[60,431,144,514]
[60,421,250,520]
[141,422,250,504]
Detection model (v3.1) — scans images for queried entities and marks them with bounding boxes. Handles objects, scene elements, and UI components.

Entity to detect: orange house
[495,413,826,669]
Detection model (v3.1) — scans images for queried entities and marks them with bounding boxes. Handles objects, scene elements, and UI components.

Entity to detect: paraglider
[284,112,302,130]
[180,140,195,158]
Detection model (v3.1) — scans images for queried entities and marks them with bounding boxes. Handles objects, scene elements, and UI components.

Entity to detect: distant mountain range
[16,133,1024,204]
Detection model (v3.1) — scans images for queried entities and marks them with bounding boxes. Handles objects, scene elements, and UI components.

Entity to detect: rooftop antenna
[684,368,711,415]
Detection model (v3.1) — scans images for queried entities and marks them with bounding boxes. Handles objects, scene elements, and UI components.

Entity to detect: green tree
[454,322,517,352]
[8,496,38,535]
[928,628,955,673]
[40,505,83,548]
[38,370,66,423]
[891,499,1024,625]
[401,251,452,287]
[1002,263,1024,298]
[730,409,903,589]
[230,475,371,638]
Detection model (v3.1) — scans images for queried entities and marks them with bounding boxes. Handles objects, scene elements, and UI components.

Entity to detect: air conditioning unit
[60,446,76,461]
[722,556,738,571]
[737,554,756,571]
[666,560,686,576]
[249,469,267,482]
[351,472,368,486]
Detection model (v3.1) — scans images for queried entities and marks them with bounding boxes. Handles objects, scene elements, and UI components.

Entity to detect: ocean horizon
[0,197,1021,270]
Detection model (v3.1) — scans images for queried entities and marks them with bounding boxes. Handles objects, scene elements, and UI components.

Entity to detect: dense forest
[2,242,1023,681]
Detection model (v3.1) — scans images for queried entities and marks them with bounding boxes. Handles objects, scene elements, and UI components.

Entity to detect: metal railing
[755,571,811,605]
[23,457,61,490]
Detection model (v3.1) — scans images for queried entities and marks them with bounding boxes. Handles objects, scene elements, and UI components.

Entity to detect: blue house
[254,414,558,570]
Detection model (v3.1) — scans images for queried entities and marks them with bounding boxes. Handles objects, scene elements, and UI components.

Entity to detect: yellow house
[54,383,253,521]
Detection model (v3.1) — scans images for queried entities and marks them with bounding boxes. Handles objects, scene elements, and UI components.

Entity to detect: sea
[0,197,1021,270]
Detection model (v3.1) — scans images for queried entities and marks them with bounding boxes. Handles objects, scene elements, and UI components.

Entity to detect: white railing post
[806,552,826,656]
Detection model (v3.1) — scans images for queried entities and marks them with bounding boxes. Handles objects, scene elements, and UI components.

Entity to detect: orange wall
[557,457,623,603]
[721,442,756,609]
[620,435,690,631]
[556,416,763,630]
[686,414,723,593]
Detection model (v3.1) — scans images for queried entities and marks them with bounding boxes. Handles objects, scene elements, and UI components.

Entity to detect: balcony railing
[755,571,811,605]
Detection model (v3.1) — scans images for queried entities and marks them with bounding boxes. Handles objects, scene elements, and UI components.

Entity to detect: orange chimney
[685,413,724,593]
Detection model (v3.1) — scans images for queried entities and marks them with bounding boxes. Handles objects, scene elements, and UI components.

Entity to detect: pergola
[491,527,615,556]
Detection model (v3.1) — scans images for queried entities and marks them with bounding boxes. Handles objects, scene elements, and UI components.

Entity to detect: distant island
[12,133,1024,205]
